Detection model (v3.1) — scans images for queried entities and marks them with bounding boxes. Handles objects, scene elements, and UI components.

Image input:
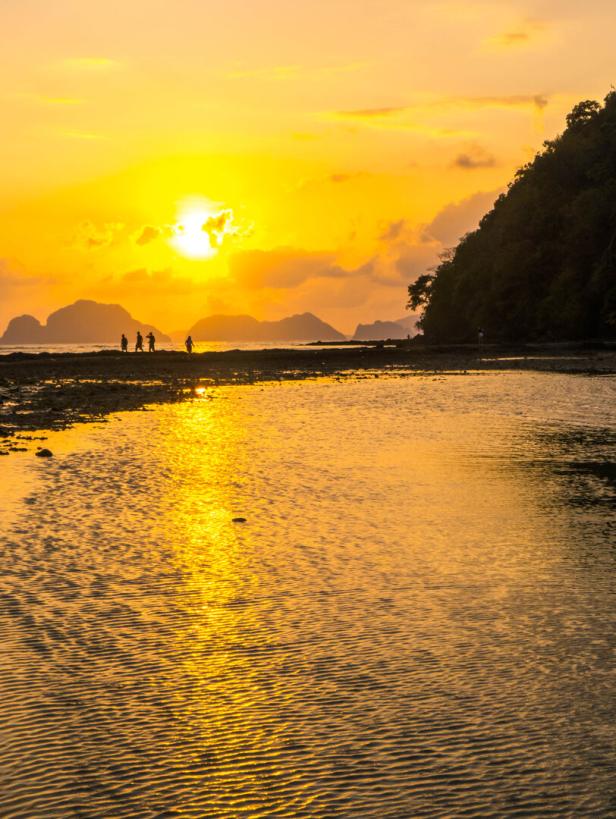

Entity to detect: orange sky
[1,0,614,334]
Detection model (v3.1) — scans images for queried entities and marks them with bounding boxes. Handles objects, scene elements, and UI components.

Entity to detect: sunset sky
[1,0,615,334]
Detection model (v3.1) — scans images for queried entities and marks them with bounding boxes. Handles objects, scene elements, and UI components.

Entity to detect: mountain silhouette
[188,312,345,341]
[353,316,418,340]
[0,300,170,344]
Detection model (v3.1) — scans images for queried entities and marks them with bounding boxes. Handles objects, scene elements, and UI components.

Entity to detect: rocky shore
[1,344,614,455]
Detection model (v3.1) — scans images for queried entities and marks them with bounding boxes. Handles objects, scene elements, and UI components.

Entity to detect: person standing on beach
[135,331,144,352]
[121,334,128,353]
[146,331,156,352]
[185,335,194,353]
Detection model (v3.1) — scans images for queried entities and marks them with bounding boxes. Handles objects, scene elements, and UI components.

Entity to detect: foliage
[410,92,616,341]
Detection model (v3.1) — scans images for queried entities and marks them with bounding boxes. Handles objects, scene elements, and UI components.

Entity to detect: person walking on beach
[135,330,144,352]
[121,334,128,353]
[146,331,156,352]
[185,335,194,353]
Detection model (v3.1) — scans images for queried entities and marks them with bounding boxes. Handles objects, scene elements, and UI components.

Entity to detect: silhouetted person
[185,335,194,353]
[146,331,155,352]
[135,331,144,352]
[478,327,485,348]
[121,334,128,353]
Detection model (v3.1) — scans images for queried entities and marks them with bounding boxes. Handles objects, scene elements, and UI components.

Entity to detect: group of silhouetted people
[120,332,195,353]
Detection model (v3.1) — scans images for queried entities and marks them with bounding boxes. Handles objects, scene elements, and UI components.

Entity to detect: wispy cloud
[462,94,549,111]
[335,106,406,119]
[328,106,477,137]
[326,93,548,135]
[485,20,549,50]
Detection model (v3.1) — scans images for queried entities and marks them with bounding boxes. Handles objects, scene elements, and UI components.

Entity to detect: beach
[1,343,615,453]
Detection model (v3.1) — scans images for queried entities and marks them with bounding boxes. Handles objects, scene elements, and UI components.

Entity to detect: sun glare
[171,207,217,259]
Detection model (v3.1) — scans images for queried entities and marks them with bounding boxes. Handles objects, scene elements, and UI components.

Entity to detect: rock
[232,517,247,523]
[35,448,53,458]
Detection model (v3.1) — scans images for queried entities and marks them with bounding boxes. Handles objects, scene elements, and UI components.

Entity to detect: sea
[0,341,361,356]
[1,371,615,817]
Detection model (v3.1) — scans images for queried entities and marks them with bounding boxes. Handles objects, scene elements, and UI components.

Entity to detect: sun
[170,206,217,259]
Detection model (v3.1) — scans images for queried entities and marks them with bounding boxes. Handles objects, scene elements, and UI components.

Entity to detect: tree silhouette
[409,92,616,342]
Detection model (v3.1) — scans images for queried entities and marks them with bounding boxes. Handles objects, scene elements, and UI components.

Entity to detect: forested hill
[409,94,616,342]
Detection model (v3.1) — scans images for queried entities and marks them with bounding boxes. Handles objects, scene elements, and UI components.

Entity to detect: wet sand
[1,344,615,453]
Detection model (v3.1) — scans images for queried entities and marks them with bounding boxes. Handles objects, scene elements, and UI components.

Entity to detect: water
[1,372,615,817]
[0,340,359,356]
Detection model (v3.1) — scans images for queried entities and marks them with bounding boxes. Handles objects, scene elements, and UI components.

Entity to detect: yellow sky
[1,0,614,334]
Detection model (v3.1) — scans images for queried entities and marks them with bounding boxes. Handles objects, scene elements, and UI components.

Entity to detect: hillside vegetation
[409,93,616,342]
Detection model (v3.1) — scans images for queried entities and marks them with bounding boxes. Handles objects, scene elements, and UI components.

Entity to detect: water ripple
[1,373,615,817]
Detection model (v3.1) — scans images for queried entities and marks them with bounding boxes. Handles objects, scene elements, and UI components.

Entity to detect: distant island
[187,312,345,341]
[353,316,418,341]
[0,300,170,345]
[409,93,616,342]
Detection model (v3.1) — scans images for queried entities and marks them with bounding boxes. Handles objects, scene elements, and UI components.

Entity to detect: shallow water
[0,340,360,356]
[1,372,615,817]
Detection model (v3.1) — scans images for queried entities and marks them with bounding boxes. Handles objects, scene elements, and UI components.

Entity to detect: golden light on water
[2,375,616,814]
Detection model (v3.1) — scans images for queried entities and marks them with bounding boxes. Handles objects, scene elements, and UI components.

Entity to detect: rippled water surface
[1,372,615,817]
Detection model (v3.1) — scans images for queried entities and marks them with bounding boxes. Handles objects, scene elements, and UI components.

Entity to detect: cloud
[422,189,502,246]
[202,209,235,247]
[0,260,43,295]
[74,221,124,249]
[465,94,549,111]
[453,145,496,169]
[379,219,408,242]
[369,195,503,289]
[332,94,549,121]
[230,248,340,289]
[486,20,549,49]
[97,268,199,297]
[135,226,160,246]
[326,94,548,137]
[335,106,407,120]
[498,31,531,46]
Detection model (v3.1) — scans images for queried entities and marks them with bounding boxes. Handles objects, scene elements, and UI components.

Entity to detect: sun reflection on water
[1,374,615,816]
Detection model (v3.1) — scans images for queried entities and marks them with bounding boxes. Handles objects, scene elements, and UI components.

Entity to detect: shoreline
[1,345,614,455]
